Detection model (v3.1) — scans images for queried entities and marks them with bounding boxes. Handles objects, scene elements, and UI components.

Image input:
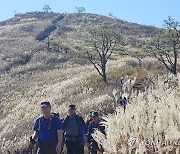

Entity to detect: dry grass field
[93,73,180,154]
[0,12,179,154]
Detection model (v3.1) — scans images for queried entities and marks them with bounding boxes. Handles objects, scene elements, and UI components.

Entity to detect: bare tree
[75,7,86,14]
[42,5,51,13]
[108,12,114,18]
[108,12,117,19]
[151,17,180,75]
[87,27,122,83]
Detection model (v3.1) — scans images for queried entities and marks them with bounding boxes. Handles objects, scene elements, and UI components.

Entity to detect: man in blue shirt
[63,104,85,154]
[30,102,64,154]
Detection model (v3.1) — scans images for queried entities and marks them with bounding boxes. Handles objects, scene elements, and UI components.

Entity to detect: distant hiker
[64,50,68,54]
[129,79,132,85]
[63,104,86,154]
[122,97,128,113]
[138,58,142,68]
[120,77,126,85]
[145,78,149,95]
[145,86,149,95]
[30,101,64,154]
[87,111,105,154]
[117,96,123,106]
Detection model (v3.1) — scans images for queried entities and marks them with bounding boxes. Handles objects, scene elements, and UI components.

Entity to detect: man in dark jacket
[87,111,105,154]
[63,104,85,154]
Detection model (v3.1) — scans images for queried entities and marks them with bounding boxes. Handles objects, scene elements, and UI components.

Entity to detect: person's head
[40,102,51,116]
[68,104,76,116]
[91,111,99,123]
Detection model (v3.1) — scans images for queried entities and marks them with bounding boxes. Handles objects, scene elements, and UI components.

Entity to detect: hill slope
[0,12,168,153]
[0,12,160,75]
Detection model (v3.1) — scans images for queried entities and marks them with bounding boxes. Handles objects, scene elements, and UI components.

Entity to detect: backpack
[63,114,85,138]
[63,114,84,127]
[37,112,59,132]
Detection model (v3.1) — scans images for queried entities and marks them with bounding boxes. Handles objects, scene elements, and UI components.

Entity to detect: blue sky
[0,0,180,27]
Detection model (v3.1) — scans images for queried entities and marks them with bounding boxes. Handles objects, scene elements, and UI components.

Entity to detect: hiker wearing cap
[120,77,126,85]
[87,111,105,154]
[30,102,64,154]
[63,104,86,154]
[122,97,128,113]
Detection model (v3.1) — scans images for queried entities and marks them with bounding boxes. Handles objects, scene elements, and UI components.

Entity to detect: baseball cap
[41,101,51,107]
[68,104,76,110]
[91,111,99,117]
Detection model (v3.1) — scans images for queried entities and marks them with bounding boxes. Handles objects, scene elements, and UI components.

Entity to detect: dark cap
[68,104,76,110]
[41,101,51,107]
[91,111,99,117]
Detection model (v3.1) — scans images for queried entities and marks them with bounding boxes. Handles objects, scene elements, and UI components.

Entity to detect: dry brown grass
[0,12,179,153]
[93,73,180,154]
[1,56,179,153]
[0,57,127,153]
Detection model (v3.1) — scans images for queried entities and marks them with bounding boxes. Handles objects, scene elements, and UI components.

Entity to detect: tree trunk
[173,43,177,75]
[102,69,107,82]
[101,54,107,82]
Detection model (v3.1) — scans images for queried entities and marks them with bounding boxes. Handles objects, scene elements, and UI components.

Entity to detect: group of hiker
[28,58,141,154]
[119,76,128,113]
[29,102,105,154]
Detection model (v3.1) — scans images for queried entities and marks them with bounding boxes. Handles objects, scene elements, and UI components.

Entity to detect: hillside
[1,12,179,153]
[0,12,160,75]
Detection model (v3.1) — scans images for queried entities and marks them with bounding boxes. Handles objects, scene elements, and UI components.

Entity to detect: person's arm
[57,129,64,143]
[56,130,64,149]
[56,130,64,154]
[81,124,86,145]
[30,118,39,146]
[56,117,64,154]
[62,116,67,128]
